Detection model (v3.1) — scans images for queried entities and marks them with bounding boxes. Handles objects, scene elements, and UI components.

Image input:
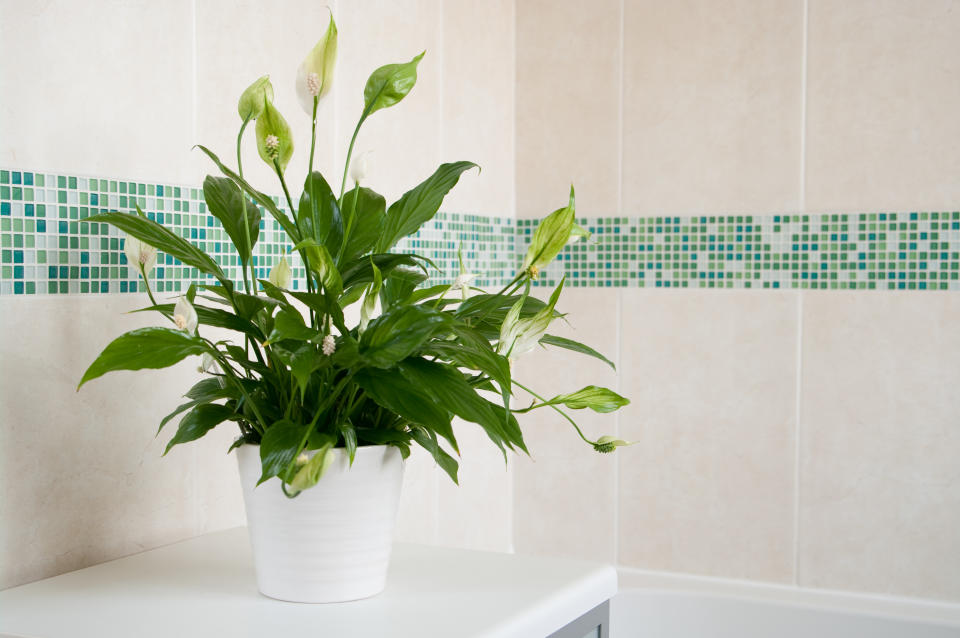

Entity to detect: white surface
[0,528,616,638]
[617,566,960,629]
[237,444,404,603]
[610,590,960,638]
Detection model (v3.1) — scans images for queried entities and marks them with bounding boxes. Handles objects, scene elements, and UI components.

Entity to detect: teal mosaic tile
[3,168,959,294]
[517,213,960,290]
[0,168,515,295]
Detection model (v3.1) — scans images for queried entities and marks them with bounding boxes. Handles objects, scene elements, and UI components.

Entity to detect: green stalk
[511,379,596,446]
[273,160,318,327]
[139,266,158,306]
[237,117,254,295]
[339,109,371,200]
[336,183,360,264]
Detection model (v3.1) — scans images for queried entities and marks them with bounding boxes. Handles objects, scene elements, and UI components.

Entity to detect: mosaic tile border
[0,169,515,296]
[3,168,959,294]
[519,212,960,291]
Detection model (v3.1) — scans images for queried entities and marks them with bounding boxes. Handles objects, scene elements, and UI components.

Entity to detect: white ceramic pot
[236,444,405,603]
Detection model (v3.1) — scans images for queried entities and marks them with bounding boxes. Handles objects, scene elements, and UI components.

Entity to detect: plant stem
[204,341,267,435]
[236,117,254,296]
[511,379,595,446]
[308,96,318,177]
[139,266,158,306]
[336,183,360,264]
[273,161,318,327]
[339,111,369,200]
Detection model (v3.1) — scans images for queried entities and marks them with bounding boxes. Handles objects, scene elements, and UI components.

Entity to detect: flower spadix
[173,296,198,335]
[497,277,565,361]
[295,10,338,115]
[592,435,634,454]
[237,75,274,122]
[268,256,292,289]
[123,234,158,275]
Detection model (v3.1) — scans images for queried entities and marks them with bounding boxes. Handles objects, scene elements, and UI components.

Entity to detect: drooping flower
[521,186,577,278]
[198,352,220,374]
[237,75,274,122]
[497,278,565,361]
[295,10,338,115]
[592,435,634,454]
[173,296,198,335]
[268,256,292,289]
[123,235,158,275]
[322,334,336,356]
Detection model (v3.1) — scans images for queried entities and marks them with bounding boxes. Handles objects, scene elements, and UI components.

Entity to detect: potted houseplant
[78,12,630,603]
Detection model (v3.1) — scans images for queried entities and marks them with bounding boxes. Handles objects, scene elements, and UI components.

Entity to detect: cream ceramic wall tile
[622,0,803,216]
[805,0,960,212]
[194,427,247,534]
[436,423,513,552]
[798,292,960,601]
[0,1,194,183]
[335,0,441,205]
[0,296,204,587]
[440,0,515,216]
[194,0,338,193]
[618,290,798,582]
[512,289,620,563]
[515,0,621,218]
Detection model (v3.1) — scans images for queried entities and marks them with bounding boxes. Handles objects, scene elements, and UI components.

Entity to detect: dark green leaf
[362,52,424,119]
[258,420,306,485]
[164,404,234,455]
[359,305,453,368]
[409,427,459,484]
[381,266,428,308]
[338,186,386,263]
[203,175,261,264]
[286,290,348,335]
[354,366,457,452]
[539,334,616,370]
[272,343,325,399]
[79,327,207,388]
[340,253,430,299]
[86,212,226,283]
[377,162,479,252]
[265,308,318,345]
[298,172,342,256]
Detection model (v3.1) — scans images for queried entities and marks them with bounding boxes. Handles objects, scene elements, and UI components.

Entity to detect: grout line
[190,0,198,167]
[617,0,625,218]
[437,0,444,165]
[613,288,622,564]
[793,0,810,587]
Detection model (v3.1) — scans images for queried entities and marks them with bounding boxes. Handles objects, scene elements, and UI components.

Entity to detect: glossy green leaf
[203,176,261,265]
[359,305,453,368]
[272,343,324,399]
[378,161,479,252]
[362,51,424,119]
[258,420,306,485]
[286,290,348,335]
[409,427,459,484]
[338,186,386,263]
[79,327,208,388]
[340,253,430,295]
[164,404,235,455]
[354,366,457,452]
[85,212,227,283]
[295,239,343,297]
[381,266,428,308]
[399,357,525,455]
[539,334,615,370]
[298,172,342,256]
[264,308,318,345]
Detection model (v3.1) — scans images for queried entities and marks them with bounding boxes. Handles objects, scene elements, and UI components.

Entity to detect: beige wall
[514,0,960,603]
[0,0,516,588]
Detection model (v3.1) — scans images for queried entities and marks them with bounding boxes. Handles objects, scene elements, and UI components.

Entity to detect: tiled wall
[513,0,960,606]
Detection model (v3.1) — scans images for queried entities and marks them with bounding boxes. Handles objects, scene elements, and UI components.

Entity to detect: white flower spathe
[295,11,338,114]
[173,296,198,335]
[349,150,371,184]
[268,256,292,289]
[450,272,477,291]
[123,235,158,274]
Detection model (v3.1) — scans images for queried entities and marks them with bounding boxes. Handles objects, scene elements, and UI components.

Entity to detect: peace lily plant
[79,13,630,497]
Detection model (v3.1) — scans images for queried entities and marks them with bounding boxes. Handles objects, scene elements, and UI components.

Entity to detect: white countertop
[0,527,617,638]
